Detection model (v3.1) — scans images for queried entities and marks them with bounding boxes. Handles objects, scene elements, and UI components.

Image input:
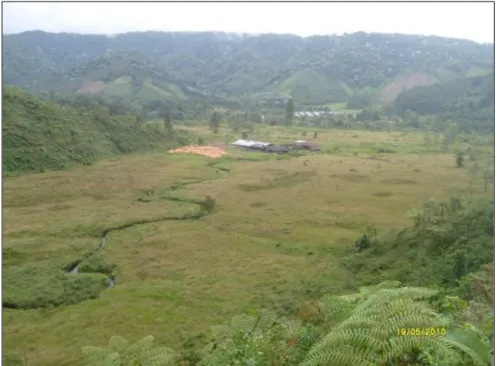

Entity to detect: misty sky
[3,2,495,44]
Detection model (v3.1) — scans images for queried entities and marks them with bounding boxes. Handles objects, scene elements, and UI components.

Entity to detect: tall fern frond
[301,286,461,366]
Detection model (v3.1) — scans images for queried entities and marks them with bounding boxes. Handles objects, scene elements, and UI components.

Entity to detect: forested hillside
[3,31,493,110]
[388,72,495,133]
[2,87,192,174]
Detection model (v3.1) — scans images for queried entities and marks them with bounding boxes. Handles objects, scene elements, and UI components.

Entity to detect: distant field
[3,126,492,365]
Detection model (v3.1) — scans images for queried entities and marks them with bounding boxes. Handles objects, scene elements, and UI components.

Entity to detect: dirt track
[169,145,228,158]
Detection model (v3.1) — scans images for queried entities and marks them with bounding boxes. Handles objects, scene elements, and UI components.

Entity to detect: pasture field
[3,126,492,365]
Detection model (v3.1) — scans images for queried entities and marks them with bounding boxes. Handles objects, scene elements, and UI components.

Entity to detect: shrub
[456,152,464,167]
[377,147,396,153]
[3,351,27,366]
[78,255,116,276]
[354,234,372,252]
[3,261,108,309]
[199,195,216,213]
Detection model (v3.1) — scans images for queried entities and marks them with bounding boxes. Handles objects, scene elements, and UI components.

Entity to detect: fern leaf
[308,329,384,356]
[307,285,462,365]
[82,346,113,366]
[385,336,458,362]
[301,347,379,366]
[322,296,353,323]
[102,352,121,366]
[230,314,256,332]
[442,328,491,366]
[140,347,176,366]
[123,335,155,362]
[256,309,278,330]
[333,314,380,330]
[209,325,231,339]
[353,287,438,314]
[108,336,128,352]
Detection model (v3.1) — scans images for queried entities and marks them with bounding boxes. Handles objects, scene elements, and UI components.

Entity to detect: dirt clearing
[169,145,228,158]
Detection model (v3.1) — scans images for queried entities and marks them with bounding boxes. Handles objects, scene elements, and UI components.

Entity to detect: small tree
[210,111,221,134]
[456,152,464,168]
[163,110,173,131]
[200,195,216,213]
[198,137,204,145]
[241,131,248,139]
[313,132,318,139]
[285,99,295,126]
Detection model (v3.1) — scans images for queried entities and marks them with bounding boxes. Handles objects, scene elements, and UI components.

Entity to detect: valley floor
[3,127,491,365]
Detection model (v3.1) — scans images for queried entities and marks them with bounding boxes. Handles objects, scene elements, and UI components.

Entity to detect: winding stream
[65,158,232,291]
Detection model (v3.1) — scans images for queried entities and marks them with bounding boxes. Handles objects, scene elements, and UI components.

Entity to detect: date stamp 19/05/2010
[397,328,447,336]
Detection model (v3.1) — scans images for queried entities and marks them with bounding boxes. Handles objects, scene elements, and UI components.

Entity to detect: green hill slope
[391,73,494,132]
[274,69,350,105]
[2,87,192,174]
[3,31,493,107]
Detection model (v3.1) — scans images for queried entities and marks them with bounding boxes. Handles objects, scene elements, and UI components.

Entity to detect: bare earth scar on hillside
[168,145,228,158]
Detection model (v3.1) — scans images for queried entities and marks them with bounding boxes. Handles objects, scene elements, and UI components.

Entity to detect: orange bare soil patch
[168,145,228,158]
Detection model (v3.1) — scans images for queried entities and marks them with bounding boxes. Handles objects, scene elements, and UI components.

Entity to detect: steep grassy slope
[2,87,193,174]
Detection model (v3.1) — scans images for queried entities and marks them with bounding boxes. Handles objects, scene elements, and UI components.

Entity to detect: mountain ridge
[3,30,493,110]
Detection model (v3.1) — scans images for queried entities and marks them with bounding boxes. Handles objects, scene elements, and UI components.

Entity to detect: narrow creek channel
[68,236,114,287]
[65,159,233,291]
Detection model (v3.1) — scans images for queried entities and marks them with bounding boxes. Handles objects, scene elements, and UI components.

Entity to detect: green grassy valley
[3,110,494,365]
[2,24,495,366]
